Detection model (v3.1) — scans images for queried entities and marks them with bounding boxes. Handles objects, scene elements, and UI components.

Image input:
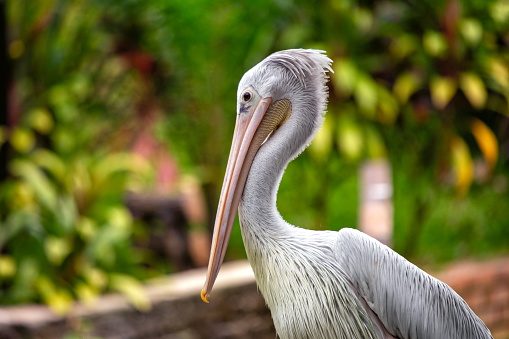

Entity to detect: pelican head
[202,49,333,302]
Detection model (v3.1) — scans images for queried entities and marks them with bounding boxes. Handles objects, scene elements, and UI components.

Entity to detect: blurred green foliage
[2,0,509,312]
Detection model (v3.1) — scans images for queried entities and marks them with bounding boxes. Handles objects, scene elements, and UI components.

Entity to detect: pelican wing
[333,228,492,339]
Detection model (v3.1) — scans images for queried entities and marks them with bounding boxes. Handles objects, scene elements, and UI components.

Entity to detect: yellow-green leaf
[365,126,387,159]
[110,274,151,311]
[490,1,509,25]
[32,149,67,181]
[390,35,417,60]
[430,76,457,110]
[393,72,420,104]
[48,289,74,315]
[9,159,58,210]
[10,128,35,153]
[460,18,483,46]
[0,256,16,277]
[423,31,447,57]
[471,119,498,171]
[77,217,98,241]
[487,58,509,89]
[451,136,473,197]
[29,108,54,135]
[354,75,378,117]
[36,276,73,315]
[337,116,363,160]
[377,87,399,124]
[44,236,72,266]
[75,283,99,306]
[309,116,334,161]
[333,59,357,96]
[83,266,108,290]
[460,73,487,109]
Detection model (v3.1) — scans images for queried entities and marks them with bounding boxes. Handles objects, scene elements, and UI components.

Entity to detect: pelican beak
[201,97,273,303]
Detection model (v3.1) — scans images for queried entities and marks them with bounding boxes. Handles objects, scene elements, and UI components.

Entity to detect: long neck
[238,102,322,239]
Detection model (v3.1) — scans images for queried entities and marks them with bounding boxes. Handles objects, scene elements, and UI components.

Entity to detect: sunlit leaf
[10,128,35,153]
[353,8,373,33]
[487,58,509,89]
[354,75,378,117]
[44,236,72,266]
[110,274,151,311]
[83,266,108,290]
[423,31,447,57]
[29,108,54,135]
[9,159,58,210]
[390,34,417,60]
[460,18,483,46]
[471,119,498,171]
[365,126,387,158]
[52,128,76,154]
[430,76,457,110]
[332,59,357,96]
[77,217,98,241]
[108,207,133,232]
[309,116,334,161]
[49,290,74,315]
[337,116,363,160]
[32,149,67,181]
[36,276,74,315]
[460,73,487,109]
[75,283,99,306]
[490,1,509,26]
[0,256,17,278]
[377,87,399,124]
[393,72,420,104]
[450,136,473,197]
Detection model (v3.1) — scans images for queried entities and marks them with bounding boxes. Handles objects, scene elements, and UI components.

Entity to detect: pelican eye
[242,91,253,103]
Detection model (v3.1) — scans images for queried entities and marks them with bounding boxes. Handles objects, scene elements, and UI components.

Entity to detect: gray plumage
[235,49,492,339]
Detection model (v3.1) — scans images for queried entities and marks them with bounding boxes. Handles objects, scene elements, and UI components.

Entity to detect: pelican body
[201,49,492,339]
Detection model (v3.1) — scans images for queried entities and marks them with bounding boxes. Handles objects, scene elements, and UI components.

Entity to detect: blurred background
[1,0,509,337]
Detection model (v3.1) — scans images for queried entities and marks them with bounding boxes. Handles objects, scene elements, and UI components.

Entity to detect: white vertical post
[359,159,393,247]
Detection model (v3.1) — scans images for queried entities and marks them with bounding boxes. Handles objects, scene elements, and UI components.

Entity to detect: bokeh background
[1,0,509,332]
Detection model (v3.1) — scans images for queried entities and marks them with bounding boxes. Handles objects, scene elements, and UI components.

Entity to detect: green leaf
[9,159,58,210]
[460,73,487,109]
[354,75,378,117]
[393,72,420,104]
[337,115,363,160]
[110,274,151,311]
[0,256,17,278]
[10,128,35,154]
[44,236,73,266]
[430,76,457,110]
[390,34,417,60]
[309,116,334,161]
[29,108,54,135]
[32,149,67,181]
[332,59,357,97]
[377,86,399,124]
[423,31,447,57]
[460,18,483,46]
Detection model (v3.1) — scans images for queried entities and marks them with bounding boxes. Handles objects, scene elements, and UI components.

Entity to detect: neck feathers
[238,49,332,237]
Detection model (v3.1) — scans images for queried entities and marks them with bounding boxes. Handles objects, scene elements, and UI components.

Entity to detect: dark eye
[243,91,252,102]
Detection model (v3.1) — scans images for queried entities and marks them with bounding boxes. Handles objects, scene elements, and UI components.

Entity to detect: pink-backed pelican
[201,49,492,339]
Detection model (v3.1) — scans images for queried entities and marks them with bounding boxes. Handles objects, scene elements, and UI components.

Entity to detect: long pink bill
[201,97,273,303]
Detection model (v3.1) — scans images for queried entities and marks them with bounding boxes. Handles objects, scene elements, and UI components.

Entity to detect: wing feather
[333,228,492,339]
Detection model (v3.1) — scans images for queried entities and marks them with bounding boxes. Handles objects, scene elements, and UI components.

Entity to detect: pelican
[201,49,492,338]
